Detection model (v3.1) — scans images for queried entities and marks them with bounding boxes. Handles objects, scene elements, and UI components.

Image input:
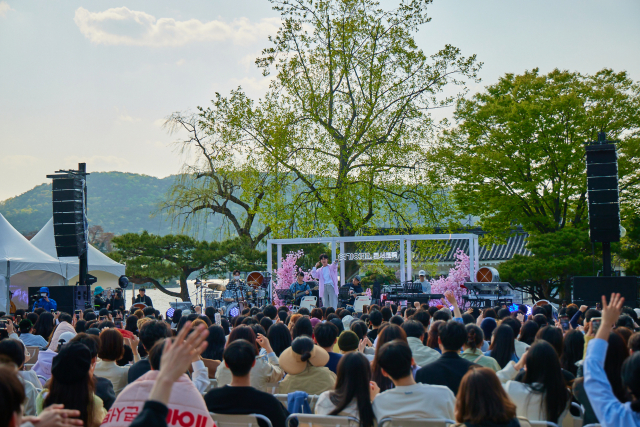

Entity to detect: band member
[290,272,311,304]
[417,270,431,293]
[110,289,126,312]
[93,286,109,310]
[223,271,246,305]
[312,254,339,309]
[133,287,153,307]
[347,275,364,306]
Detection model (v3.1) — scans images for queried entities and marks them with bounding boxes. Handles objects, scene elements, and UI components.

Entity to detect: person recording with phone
[33,287,57,312]
[110,289,126,312]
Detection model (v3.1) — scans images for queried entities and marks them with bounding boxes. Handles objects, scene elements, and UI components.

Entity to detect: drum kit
[201,271,270,316]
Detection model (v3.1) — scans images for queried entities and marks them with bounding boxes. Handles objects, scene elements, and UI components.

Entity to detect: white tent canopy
[0,214,65,312]
[31,218,125,281]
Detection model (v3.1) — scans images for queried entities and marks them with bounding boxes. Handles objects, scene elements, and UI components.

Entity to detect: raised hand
[596,293,624,341]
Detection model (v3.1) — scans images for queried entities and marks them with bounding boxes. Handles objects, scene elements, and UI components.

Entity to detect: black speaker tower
[47,163,90,288]
[585,132,620,276]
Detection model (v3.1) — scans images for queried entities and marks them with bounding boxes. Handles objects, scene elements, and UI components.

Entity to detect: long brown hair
[456,367,517,424]
[44,372,96,427]
[371,324,407,393]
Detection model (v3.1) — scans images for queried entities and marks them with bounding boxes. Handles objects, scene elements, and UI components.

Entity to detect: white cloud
[114,107,142,124]
[176,58,186,66]
[153,118,166,128]
[74,7,280,47]
[0,1,14,18]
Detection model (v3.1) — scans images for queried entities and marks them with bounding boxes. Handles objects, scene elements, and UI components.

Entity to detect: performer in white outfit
[311,254,339,309]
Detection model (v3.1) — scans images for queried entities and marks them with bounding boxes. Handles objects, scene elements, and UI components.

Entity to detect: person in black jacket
[128,320,172,383]
[110,289,126,312]
[204,339,290,427]
[132,288,153,307]
[415,320,477,395]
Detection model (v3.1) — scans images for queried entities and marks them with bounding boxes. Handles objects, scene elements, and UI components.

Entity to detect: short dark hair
[376,340,412,380]
[58,312,73,324]
[139,320,172,351]
[314,322,339,348]
[259,317,273,333]
[18,319,32,334]
[497,308,511,320]
[389,315,404,326]
[148,339,166,370]
[224,339,256,377]
[263,305,277,320]
[402,320,424,339]
[99,308,109,317]
[501,317,522,337]
[433,310,451,322]
[0,339,25,367]
[70,333,100,359]
[143,307,156,317]
[319,253,329,260]
[369,310,383,327]
[438,320,468,351]
[297,307,310,316]
[381,307,392,322]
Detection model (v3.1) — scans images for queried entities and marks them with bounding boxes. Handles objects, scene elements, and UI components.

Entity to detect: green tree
[109,232,265,301]
[160,113,288,248]
[433,68,640,241]
[499,228,599,302]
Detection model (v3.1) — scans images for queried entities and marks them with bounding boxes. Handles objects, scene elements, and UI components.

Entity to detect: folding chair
[353,296,372,313]
[565,402,584,427]
[209,412,273,427]
[265,382,280,394]
[300,297,317,311]
[287,414,359,427]
[528,421,559,427]
[274,394,319,413]
[378,417,456,427]
[25,346,39,365]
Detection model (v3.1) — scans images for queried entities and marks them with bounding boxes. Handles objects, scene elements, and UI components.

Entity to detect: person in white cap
[417,270,431,294]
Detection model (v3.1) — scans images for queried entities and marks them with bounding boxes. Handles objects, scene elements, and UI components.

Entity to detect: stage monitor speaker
[573,276,638,308]
[585,144,621,243]
[28,286,91,313]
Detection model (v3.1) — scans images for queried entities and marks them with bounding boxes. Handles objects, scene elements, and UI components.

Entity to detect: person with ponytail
[584,293,640,427]
[278,336,336,395]
[460,324,501,371]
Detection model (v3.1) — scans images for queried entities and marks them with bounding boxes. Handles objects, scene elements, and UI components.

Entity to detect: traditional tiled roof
[361,228,531,262]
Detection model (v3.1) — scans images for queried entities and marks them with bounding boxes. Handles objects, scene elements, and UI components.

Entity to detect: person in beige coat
[278,336,336,396]
[215,325,283,392]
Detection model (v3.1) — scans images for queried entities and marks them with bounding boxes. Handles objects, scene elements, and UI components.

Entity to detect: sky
[0,0,639,201]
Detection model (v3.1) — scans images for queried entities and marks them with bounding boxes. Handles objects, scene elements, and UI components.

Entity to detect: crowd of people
[0,291,639,427]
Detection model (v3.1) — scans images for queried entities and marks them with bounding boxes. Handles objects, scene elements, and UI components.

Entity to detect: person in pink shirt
[311,254,339,309]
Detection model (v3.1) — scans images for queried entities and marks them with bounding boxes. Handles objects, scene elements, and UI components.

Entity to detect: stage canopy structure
[31,218,125,289]
[266,233,480,302]
[0,214,65,312]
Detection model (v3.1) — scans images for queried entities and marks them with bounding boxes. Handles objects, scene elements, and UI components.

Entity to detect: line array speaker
[52,177,88,257]
[585,144,620,242]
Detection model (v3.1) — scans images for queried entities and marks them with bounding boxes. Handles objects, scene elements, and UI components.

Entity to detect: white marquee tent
[0,214,65,312]
[31,218,125,290]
